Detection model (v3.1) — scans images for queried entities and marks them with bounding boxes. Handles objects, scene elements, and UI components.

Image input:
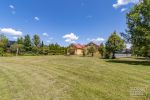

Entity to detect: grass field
[0,56,150,100]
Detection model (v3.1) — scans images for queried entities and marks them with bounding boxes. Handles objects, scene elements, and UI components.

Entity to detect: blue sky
[0,0,139,46]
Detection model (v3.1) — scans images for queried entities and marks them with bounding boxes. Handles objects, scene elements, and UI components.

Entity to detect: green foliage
[67,44,75,55]
[82,48,86,57]
[42,46,49,55]
[24,34,32,51]
[48,43,66,55]
[32,46,39,54]
[105,31,125,59]
[17,37,24,44]
[0,34,8,51]
[104,51,111,59]
[0,47,4,56]
[41,41,44,47]
[87,46,96,57]
[123,0,150,57]
[32,34,40,47]
[10,43,24,55]
[98,43,105,58]
[0,34,66,56]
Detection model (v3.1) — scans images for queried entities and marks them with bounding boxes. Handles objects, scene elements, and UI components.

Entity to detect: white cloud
[42,32,53,44]
[0,28,22,36]
[43,33,49,37]
[46,38,53,43]
[121,8,127,12]
[94,37,105,42]
[34,17,40,21]
[9,5,16,15]
[63,33,79,43]
[9,5,15,9]
[113,0,139,8]
[88,37,105,43]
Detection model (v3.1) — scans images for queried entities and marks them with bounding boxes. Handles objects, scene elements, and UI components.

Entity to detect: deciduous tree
[98,43,105,58]
[122,0,150,57]
[106,31,125,59]
[32,34,40,47]
[87,46,96,57]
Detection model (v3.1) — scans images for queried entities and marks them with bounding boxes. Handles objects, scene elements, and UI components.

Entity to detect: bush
[2,53,14,57]
[0,48,4,56]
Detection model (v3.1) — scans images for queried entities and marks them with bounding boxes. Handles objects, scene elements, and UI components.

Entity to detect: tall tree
[32,34,40,47]
[17,37,24,44]
[87,46,96,57]
[98,43,105,58]
[15,37,25,55]
[0,34,8,54]
[41,41,44,48]
[122,0,150,57]
[24,34,32,51]
[10,43,24,56]
[106,31,125,59]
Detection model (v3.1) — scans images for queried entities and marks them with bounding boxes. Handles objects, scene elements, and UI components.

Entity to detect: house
[68,42,99,56]
[68,44,85,55]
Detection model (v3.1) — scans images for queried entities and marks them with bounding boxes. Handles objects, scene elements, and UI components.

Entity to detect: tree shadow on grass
[106,59,150,66]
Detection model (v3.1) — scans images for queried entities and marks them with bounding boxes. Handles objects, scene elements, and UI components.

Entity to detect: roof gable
[73,44,84,49]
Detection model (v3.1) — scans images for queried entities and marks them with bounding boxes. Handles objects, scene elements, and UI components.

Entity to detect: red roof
[73,44,85,49]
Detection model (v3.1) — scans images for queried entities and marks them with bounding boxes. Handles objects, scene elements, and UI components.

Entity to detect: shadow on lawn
[107,59,150,66]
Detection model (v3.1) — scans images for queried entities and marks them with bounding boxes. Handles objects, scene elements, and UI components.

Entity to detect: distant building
[68,42,99,56]
[68,44,85,55]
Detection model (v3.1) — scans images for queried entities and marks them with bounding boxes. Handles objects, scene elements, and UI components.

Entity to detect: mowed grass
[0,56,150,100]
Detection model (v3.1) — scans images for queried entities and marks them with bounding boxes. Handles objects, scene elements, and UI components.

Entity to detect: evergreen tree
[17,37,24,44]
[41,41,44,48]
[32,34,40,47]
[24,34,32,51]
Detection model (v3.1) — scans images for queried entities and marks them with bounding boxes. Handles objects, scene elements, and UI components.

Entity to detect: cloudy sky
[0,0,139,46]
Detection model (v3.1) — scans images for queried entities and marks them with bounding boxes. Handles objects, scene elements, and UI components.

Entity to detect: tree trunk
[112,52,116,59]
[16,48,19,56]
[92,53,94,57]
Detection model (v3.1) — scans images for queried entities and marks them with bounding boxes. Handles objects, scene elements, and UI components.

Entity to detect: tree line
[0,31,125,59]
[0,34,67,56]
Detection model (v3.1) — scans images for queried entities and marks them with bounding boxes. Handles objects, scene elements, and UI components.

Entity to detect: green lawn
[0,56,150,100]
